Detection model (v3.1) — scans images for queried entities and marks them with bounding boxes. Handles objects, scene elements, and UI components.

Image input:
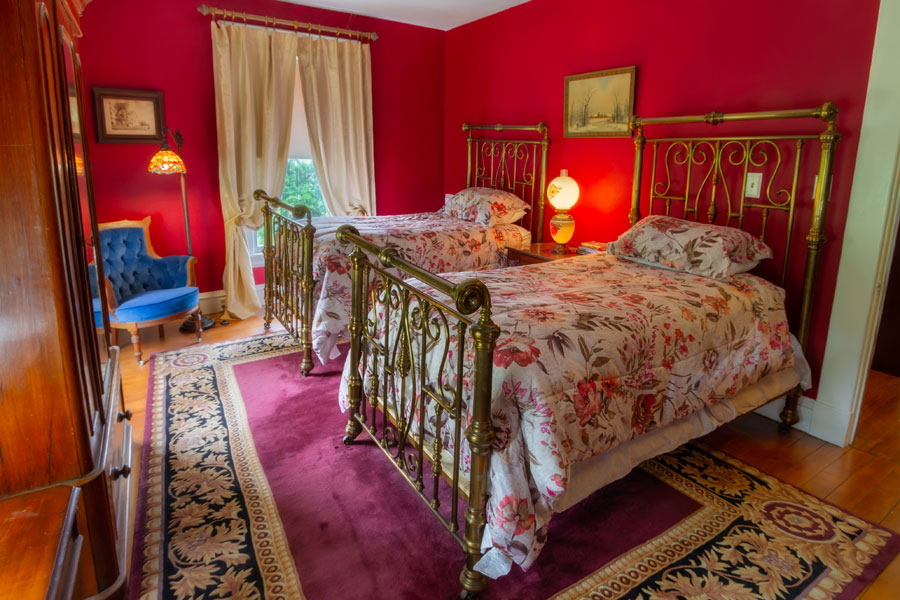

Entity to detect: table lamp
[148,128,216,331]
[547,169,579,253]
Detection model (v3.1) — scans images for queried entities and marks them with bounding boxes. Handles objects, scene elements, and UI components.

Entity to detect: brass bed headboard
[462,122,549,242]
[629,103,839,355]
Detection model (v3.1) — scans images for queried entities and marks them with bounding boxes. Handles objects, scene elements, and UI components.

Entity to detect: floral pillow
[442,187,529,226]
[607,215,773,280]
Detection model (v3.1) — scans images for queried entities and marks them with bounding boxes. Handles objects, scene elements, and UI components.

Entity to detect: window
[253,159,327,252]
[249,66,327,262]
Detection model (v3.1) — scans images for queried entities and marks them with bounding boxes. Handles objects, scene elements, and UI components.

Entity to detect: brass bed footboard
[256,189,316,376]
[336,224,500,599]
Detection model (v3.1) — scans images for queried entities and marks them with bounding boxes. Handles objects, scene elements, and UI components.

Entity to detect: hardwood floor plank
[838,464,900,523]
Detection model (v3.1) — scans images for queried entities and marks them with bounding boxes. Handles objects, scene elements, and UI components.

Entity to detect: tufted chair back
[98,225,181,304]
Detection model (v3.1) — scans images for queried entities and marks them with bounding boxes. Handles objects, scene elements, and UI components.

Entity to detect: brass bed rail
[336,224,500,598]
[256,189,316,375]
[463,122,549,241]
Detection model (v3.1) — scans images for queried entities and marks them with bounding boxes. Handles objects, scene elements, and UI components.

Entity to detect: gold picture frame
[564,66,636,137]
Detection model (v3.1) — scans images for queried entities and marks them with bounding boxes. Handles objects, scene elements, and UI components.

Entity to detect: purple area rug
[132,334,900,600]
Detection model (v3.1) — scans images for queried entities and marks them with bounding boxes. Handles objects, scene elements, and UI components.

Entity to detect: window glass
[255,158,327,250]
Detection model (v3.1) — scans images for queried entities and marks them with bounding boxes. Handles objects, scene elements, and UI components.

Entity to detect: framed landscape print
[564,66,636,137]
[92,88,164,143]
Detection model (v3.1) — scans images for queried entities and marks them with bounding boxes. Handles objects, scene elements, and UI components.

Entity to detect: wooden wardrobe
[0,0,132,597]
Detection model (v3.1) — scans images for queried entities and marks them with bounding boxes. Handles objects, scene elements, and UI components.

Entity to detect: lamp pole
[164,127,193,257]
[151,126,217,331]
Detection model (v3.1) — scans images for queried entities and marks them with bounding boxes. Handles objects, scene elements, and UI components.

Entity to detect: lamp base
[551,243,574,254]
[180,315,216,333]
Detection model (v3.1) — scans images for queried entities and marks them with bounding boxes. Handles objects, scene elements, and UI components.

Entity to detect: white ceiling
[280,0,530,31]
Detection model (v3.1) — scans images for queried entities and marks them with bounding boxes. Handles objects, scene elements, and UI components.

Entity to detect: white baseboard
[753,394,817,438]
[199,289,227,315]
[198,285,266,315]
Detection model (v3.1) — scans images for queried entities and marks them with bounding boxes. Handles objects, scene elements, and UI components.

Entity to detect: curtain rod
[197,4,378,41]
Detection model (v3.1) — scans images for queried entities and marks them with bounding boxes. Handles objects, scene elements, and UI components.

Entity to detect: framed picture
[92,88,164,143]
[564,66,636,137]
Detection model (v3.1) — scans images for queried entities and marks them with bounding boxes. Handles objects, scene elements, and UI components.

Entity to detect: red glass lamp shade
[147,149,186,175]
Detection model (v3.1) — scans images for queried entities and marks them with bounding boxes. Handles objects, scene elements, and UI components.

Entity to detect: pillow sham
[442,187,529,226]
[607,215,773,280]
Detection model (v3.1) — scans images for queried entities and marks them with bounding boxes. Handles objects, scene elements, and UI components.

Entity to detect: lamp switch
[745,172,762,198]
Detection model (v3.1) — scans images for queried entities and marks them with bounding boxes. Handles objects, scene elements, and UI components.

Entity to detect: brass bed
[335,103,839,598]
[257,123,550,376]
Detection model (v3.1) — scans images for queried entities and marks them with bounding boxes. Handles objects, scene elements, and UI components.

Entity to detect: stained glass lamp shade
[147,149,186,175]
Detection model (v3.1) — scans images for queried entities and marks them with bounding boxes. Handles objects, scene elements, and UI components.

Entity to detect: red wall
[443,0,880,392]
[79,0,445,292]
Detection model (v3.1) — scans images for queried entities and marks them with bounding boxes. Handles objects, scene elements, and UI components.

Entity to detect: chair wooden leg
[158,324,165,338]
[194,311,203,343]
[128,325,143,365]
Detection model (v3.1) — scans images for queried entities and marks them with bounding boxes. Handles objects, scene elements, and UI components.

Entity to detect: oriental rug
[131,334,899,600]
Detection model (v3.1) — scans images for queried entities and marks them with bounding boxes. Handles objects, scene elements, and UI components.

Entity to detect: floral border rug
[557,446,898,600]
[133,334,304,600]
[132,333,898,600]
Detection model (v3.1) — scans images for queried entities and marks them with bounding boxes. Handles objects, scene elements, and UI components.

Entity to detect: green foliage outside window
[257,158,327,248]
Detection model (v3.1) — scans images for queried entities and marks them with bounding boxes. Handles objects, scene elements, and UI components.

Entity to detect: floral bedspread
[339,252,797,576]
[309,212,529,362]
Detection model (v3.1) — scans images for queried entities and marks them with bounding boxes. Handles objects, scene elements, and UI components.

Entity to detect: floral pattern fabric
[607,215,773,280]
[310,212,529,362]
[341,251,798,575]
[442,187,530,226]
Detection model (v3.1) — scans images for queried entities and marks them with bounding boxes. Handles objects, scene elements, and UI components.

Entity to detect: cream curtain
[211,23,297,319]
[297,36,376,216]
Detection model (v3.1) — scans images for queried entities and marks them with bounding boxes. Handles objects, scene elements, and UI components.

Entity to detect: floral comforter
[339,252,797,576]
[309,212,529,362]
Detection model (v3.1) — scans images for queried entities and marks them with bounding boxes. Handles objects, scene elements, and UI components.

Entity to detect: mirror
[61,31,111,407]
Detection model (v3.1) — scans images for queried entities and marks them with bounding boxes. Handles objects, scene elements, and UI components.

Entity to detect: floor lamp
[148,127,216,332]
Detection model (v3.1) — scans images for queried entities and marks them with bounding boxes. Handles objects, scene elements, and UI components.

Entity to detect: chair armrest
[88,264,120,311]
[158,255,197,287]
[104,277,119,311]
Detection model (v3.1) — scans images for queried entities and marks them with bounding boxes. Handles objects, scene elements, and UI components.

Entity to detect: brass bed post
[779,102,841,432]
[536,122,549,243]
[299,216,315,376]
[458,283,500,599]
[463,123,474,187]
[338,225,366,444]
[262,202,274,330]
[629,122,646,226]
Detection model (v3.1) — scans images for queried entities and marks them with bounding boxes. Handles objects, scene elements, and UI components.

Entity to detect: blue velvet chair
[92,217,201,365]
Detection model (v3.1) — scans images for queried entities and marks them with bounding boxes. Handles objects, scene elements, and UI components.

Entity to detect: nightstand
[507,243,577,265]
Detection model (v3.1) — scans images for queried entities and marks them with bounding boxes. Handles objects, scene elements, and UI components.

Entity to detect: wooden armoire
[0,0,132,598]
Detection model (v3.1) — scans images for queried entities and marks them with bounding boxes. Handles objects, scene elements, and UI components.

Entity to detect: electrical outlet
[745,172,762,198]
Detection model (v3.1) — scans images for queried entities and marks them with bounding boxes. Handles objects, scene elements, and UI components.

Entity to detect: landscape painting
[564,66,636,137]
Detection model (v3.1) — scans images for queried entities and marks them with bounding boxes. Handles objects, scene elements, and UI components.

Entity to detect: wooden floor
[119,314,900,599]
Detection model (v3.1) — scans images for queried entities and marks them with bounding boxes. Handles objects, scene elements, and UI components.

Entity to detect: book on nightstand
[576,241,606,254]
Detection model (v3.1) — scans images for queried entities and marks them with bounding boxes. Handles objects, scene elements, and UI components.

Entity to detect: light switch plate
[745,172,762,198]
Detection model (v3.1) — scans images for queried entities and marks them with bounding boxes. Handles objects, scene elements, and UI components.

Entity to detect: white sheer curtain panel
[211,23,297,319]
[297,36,376,217]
